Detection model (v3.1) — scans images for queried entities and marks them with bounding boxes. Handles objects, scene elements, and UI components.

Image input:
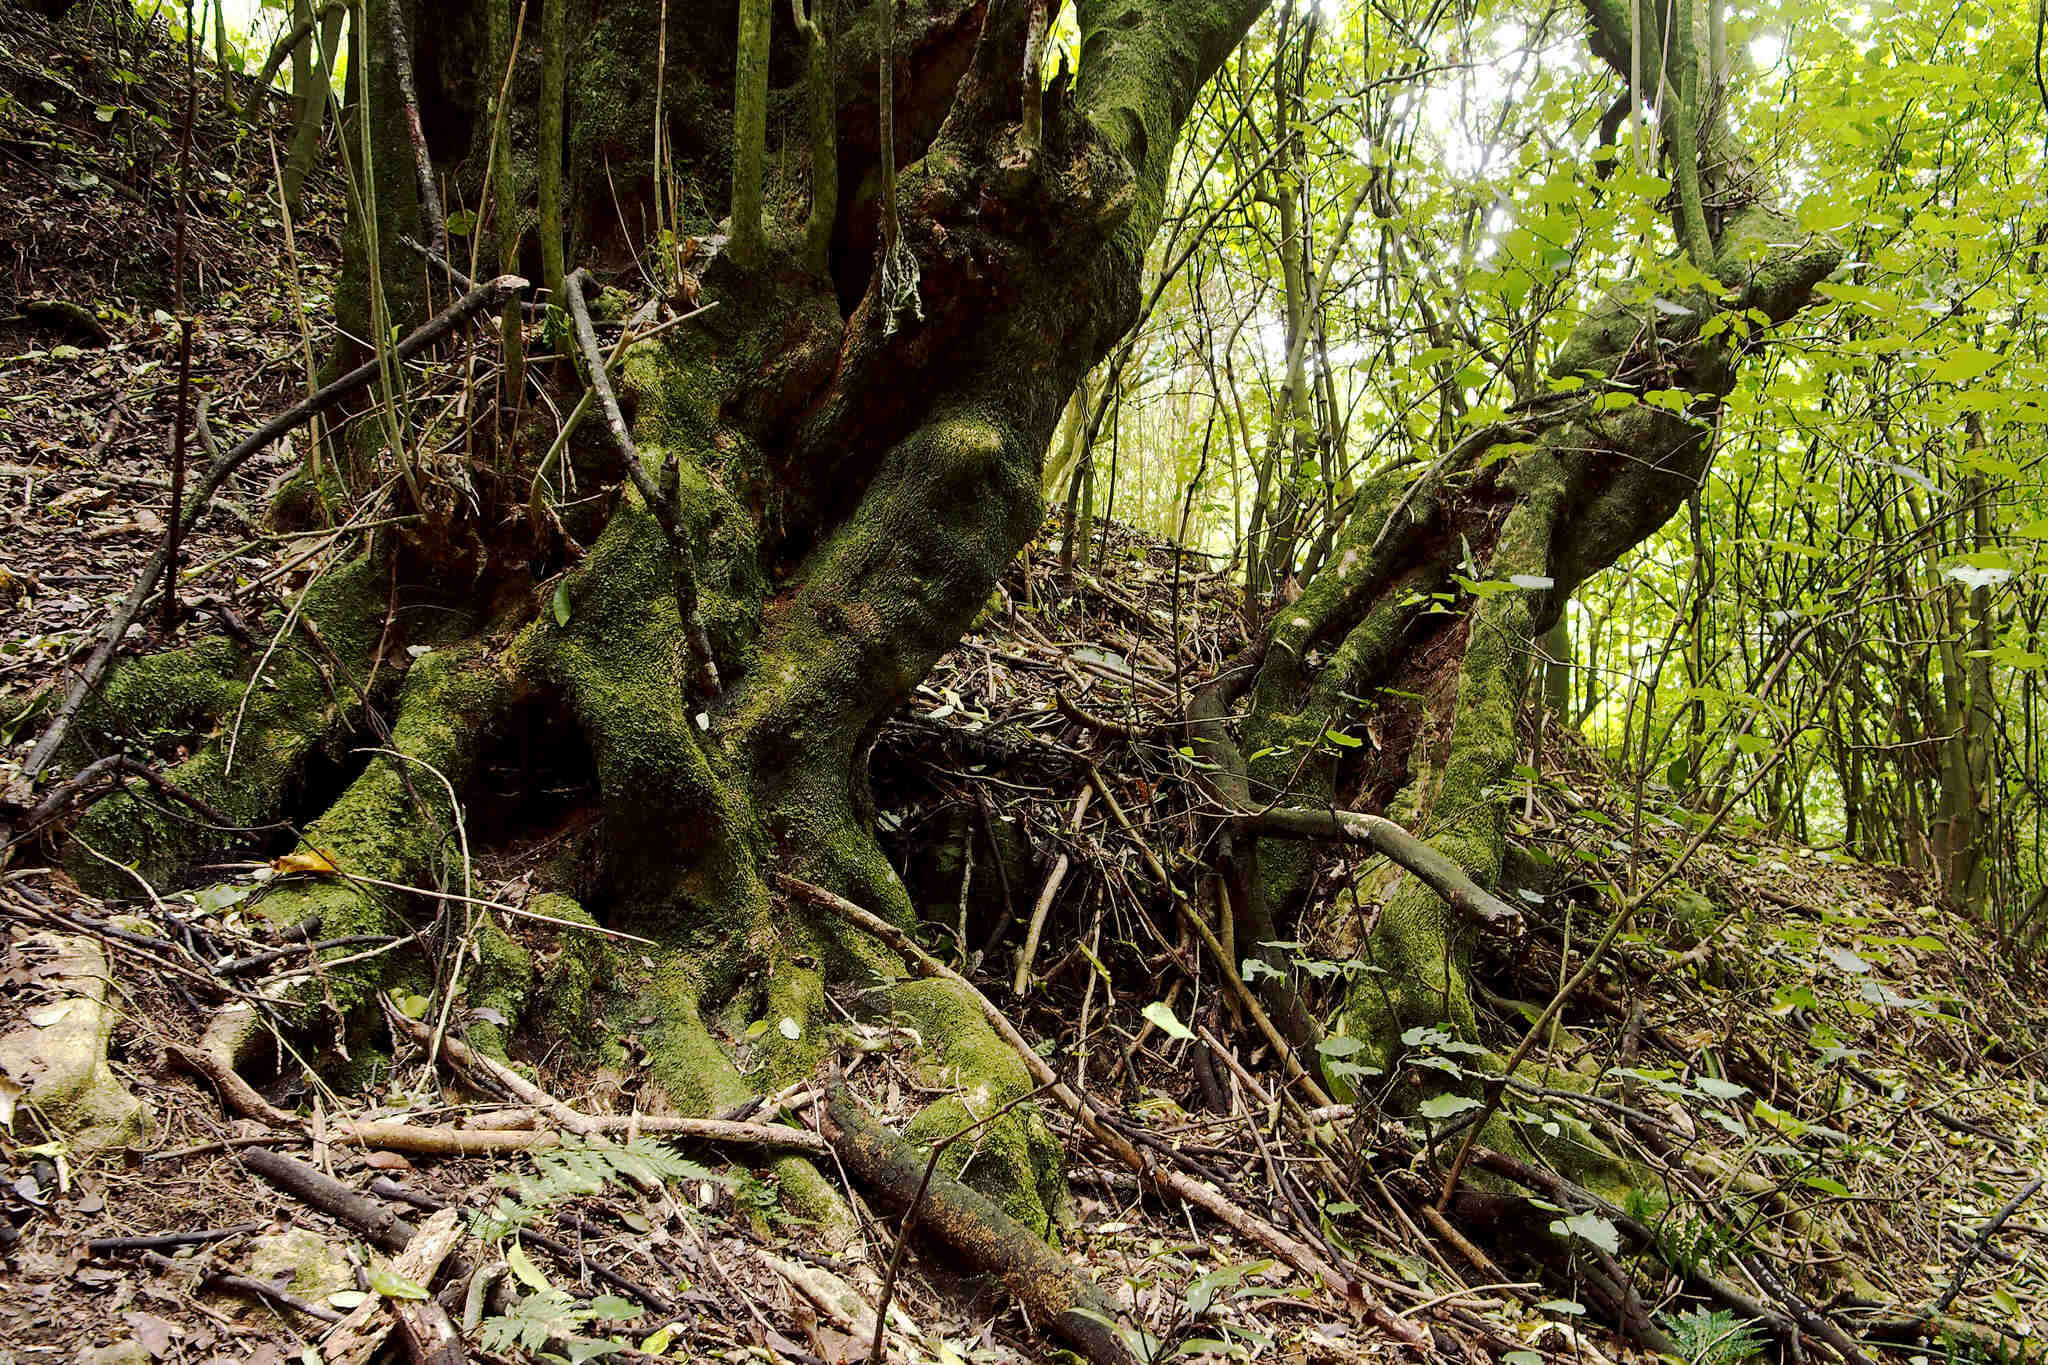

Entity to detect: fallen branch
[137,1249,345,1324]
[12,275,528,800]
[1932,1175,2044,1314]
[177,1009,824,1159]
[241,1148,417,1253]
[87,1222,265,1255]
[866,1080,1056,1365]
[821,1086,1140,1365]
[344,1116,826,1158]
[1249,807,1522,931]
[382,994,599,1136]
[8,754,232,850]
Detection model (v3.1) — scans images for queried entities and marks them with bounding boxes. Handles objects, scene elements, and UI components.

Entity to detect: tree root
[820,1086,1141,1365]
[11,276,525,806]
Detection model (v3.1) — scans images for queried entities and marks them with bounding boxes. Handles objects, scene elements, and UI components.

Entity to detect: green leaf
[506,1238,552,1292]
[1549,1211,1621,1253]
[1142,1001,1195,1041]
[1417,1094,1481,1120]
[1926,347,2002,384]
[552,579,573,627]
[369,1267,430,1300]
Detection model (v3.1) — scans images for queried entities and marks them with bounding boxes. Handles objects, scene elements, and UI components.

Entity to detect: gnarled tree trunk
[47,0,1271,1234]
[1205,0,1840,1107]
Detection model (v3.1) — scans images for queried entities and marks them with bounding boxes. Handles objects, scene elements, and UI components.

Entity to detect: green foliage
[1658,1307,1767,1365]
[470,1136,717,1243]
[1075,0,2048,936]
[476,1288,639,1361]
[1075,1256,1293,1363]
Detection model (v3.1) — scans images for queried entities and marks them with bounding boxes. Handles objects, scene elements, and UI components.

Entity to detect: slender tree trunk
[281,0,339,208]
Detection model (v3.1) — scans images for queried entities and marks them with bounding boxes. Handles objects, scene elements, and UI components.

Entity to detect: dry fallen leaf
[271,848,340,876]
[121,1310,181,1358]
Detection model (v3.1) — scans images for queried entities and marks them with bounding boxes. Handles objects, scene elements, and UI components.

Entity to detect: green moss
[632,961,755,1117]
[888,977,1066,1235]
[233,641,518,1019]
[465,916,535,1059]
[736,958,827,1089]
[67,556,391,895]
[527,893,616,1054]
[768,1154,859,1249]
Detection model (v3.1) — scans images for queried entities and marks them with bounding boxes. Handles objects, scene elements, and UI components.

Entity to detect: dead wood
[317,1207,467,1365]
[778,874,1428,1349]
[88,1221,266,1254]
[1250,806,1524,931]
[240,1148,417,1254]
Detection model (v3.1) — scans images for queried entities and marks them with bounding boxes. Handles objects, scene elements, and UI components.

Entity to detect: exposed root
[821,1085,1140,1365]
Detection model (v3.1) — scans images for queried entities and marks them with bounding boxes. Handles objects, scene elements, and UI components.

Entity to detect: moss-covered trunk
[1213,0,1844,1081]
[1215,207,1838,1071]
[45,0,1274,1236]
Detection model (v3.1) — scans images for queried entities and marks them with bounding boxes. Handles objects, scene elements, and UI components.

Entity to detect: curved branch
[1250,807,1524,931]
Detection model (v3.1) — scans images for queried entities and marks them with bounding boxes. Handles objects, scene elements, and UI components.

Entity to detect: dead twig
[777,874,1426,1348]
[136,1249,346,1324]
[6,754,233,852]
[1013,785,1090,994]
[88,1222,265,1255]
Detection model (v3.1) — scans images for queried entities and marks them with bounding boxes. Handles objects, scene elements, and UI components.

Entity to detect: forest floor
[4,8,2048,1365]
